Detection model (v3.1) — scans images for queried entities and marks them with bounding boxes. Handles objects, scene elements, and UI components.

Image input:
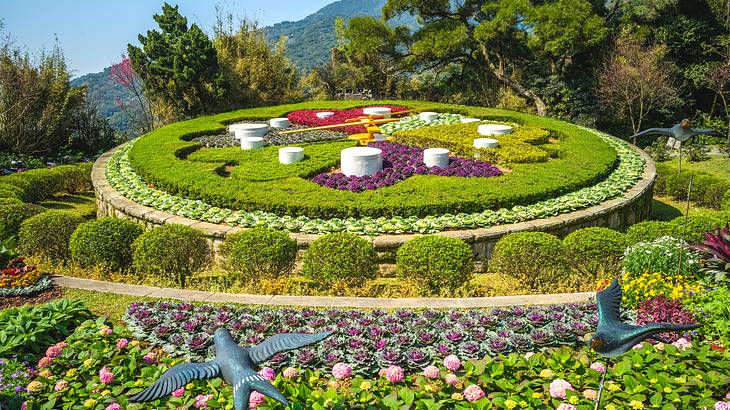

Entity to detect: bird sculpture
[586,279,701,358]
[129,328,332,410]
[629,119,720,145]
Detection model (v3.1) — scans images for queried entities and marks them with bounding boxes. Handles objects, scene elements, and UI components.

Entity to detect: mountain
[72,0,414,133]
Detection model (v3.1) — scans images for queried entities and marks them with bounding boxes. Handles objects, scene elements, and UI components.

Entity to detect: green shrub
[220,227,297,282]
[19,211,84,260]
[131,224,211,288]
[490,232,569,292]
[51,164,91,193]
[623,236,702,280]
[2,168,63,202]
[687,287,730,347]
[396,235,474,295]
[0,183,26,201]
[702,181,730,210]
[665,172,694,200]
[626,221,683,244]
[301,233,376,286]
[70,218,144,270]
[668,212,726,242]
[563,227,628,278]
[723,189,730,212]
[0,202,44,239]
[653,163,673,196]
[690,174,721,202]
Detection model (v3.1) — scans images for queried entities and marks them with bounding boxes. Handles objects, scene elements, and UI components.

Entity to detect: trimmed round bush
[0,183,26,201]
[220,227,297,282]
[723,189,730,212]
[490,232,569,292]
[689,174,721,201]
[3,168,63,202]
[702,181,730,210]
[301,232,376,286]
[626,221,683,245]
[0,202,44,239]
[668,212,727,242]
[653,164,672,195]
[563,227,628,278]
[51,165,90,194]
[70,218,144,270]
[19,211,84,260]
[396,235,474,295]
[665,172,694,200]
[131,224,211,288]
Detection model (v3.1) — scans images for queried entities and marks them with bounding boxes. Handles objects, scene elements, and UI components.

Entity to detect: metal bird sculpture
[586,280,701,358]
[129,328,332,410]
[629,119,721,143]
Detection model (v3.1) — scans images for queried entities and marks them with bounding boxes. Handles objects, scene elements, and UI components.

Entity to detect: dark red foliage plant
[287,106,408,134]
[636,296,697,342]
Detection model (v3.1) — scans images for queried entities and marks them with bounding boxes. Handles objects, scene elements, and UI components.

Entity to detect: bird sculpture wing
[693,129,722,137]
[596,279,624,328]
[249,332,333,365]
[129,361,221,402]
[629,127,671,140]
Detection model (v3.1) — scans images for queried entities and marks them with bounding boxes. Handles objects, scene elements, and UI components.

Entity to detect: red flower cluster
[286,106,408,134]
[0,257,39,288]
[636,296,697,342]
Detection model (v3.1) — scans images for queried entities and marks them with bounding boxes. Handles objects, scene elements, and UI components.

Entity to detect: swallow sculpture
[630,119,720,144]
[586,280,701,358]
[129,328,332,410]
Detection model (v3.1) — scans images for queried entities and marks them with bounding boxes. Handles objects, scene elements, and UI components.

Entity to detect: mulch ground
[0,286,64,310]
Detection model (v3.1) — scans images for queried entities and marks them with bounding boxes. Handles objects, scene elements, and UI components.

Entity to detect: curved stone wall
[93,144,656,271]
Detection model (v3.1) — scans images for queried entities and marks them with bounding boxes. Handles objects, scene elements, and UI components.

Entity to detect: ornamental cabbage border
[105,126,644,234]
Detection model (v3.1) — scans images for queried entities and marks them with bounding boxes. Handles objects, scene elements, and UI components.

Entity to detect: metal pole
[594,367,608,410]
[677,175,693,277]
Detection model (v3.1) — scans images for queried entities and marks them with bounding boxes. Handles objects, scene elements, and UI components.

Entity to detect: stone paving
[54,275,594,308]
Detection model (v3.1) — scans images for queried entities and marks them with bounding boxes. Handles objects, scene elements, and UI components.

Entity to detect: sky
[0,0,335,77]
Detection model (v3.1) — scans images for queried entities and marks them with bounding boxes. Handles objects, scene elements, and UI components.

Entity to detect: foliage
[703,180,730,210]
[623,237,703,280]
[0,257,40,289]
[0,182,26,201]
[620,271,702,308]
[687,287,730,347]
[125,301,597,367]
[563,227,628,279]
[131,224,211,288]
[219,227,297,282]
[668,212,728,242]
[301,232,376,287]
[0,276,51,298]
[0,299,91,361]
[395,235,474,295]
[18,211,84,261]
[644,138,672,162]
[0,201,44,240]
[0,358,33,408]
[127,3,227,118]
[635,296,697,342]
[109,56,162,136]
[69,218,144,271]
[2,168,63,203]
[50,164,91,194]
[685,143,710,162]
[690,225,730,285]
[626,220,684,245]
[490,232,570,292]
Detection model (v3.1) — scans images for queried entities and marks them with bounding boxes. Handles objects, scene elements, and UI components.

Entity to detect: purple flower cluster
[311,142,502,192]
[125,302,597,375]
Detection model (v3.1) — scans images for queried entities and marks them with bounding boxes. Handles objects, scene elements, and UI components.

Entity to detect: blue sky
[0,0,335,76]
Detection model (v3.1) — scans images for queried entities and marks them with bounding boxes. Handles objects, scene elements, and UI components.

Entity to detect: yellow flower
[135,380,144,387]
[186,383,195,390]
[531,392,542,399]
[519,401,527,407]
[607,381,620,392]
[84,399,97,408]
[629,400,644,409]
[452,393,464,401]
[65,368,77,378]
[504,399,517,409]
[130,340,141,348]
[569,395,579,404]
[360,381,372,391]
[649,378,658,384]
[674,376,686,384]
[539,369,554,378]
[217,397,226,404]
[26,381,43,392]
[101,390,110,397]
[83,358,93,367]
[663,387,672,393]
[226,405,233,410]
[605,405,617,410]
[38,369,52,378]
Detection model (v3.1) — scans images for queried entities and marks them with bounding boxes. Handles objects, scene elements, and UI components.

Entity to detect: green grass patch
[660,156,730,180]
[39,192,97,219]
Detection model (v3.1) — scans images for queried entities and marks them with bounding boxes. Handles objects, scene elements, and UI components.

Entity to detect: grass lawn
[39,192,97,219]
[651,196,714,221]
[660,156,730,180]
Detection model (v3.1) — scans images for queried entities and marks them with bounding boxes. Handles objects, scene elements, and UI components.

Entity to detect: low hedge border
[102,127,644,235]
[126,101,619,220]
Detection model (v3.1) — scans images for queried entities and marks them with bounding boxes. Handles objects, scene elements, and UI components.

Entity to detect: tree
[597,30,679,137]
[706,36,730,143]
[212,11,302,107]
[127,3,227,118]
[109,56,162,135]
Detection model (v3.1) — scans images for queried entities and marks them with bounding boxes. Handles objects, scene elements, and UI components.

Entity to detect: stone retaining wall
[93,144,656,271]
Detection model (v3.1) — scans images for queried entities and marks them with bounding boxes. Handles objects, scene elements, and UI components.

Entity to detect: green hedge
[668,212,728,242]
[626,221,684,245]
[395,235,473,295]
[563,227,627,278]
[70,218,144,270]
[0,202,45,240]
[51,164,92,194]
[132,224,211,288]
[301,233,376,286]
[19,211,84,260]
[220,227,297,282]
[127,101,618,219]
[0,163,92,203]
[0,183,26,201]
[490,232,569,292]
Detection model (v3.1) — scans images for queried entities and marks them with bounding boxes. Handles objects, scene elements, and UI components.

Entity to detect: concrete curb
[54,275,595,308]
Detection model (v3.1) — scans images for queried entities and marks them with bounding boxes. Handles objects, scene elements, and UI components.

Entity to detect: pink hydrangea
[332,363,352,380]
[194,394,212,408]
[37,356,53,368]
[100,327,113,336]
[99,367,115,384]
[726,391,730,399]
[54,380,68,391]
[116,339,129,349]
[583,389,597,401]
[249,391,266,409]
[557,404,576,410]
[463,384,485,402]
[445,373,459,386]
[385,365,404,383]
[444,355,461,371]
[423,365,440,379]
[282,367,298,379]
[21,402,27,410]
[171,387,185,398]
[715,403,730,410]
[549,378,574,399]
[106,404,122,410]
[378,368,388,377]
[143,352,157,364]
[632,343,644,350]
[590,362,606,373]
[672,338,692,350]
[46,345,63,358]
[258,367,275,381]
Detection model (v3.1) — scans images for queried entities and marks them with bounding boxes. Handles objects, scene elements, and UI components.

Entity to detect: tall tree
[127,3,227,118]
[109,56,163,135]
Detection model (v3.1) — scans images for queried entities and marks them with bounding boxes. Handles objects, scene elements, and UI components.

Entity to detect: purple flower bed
[311,142,502,192]
[124,302,597,375]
